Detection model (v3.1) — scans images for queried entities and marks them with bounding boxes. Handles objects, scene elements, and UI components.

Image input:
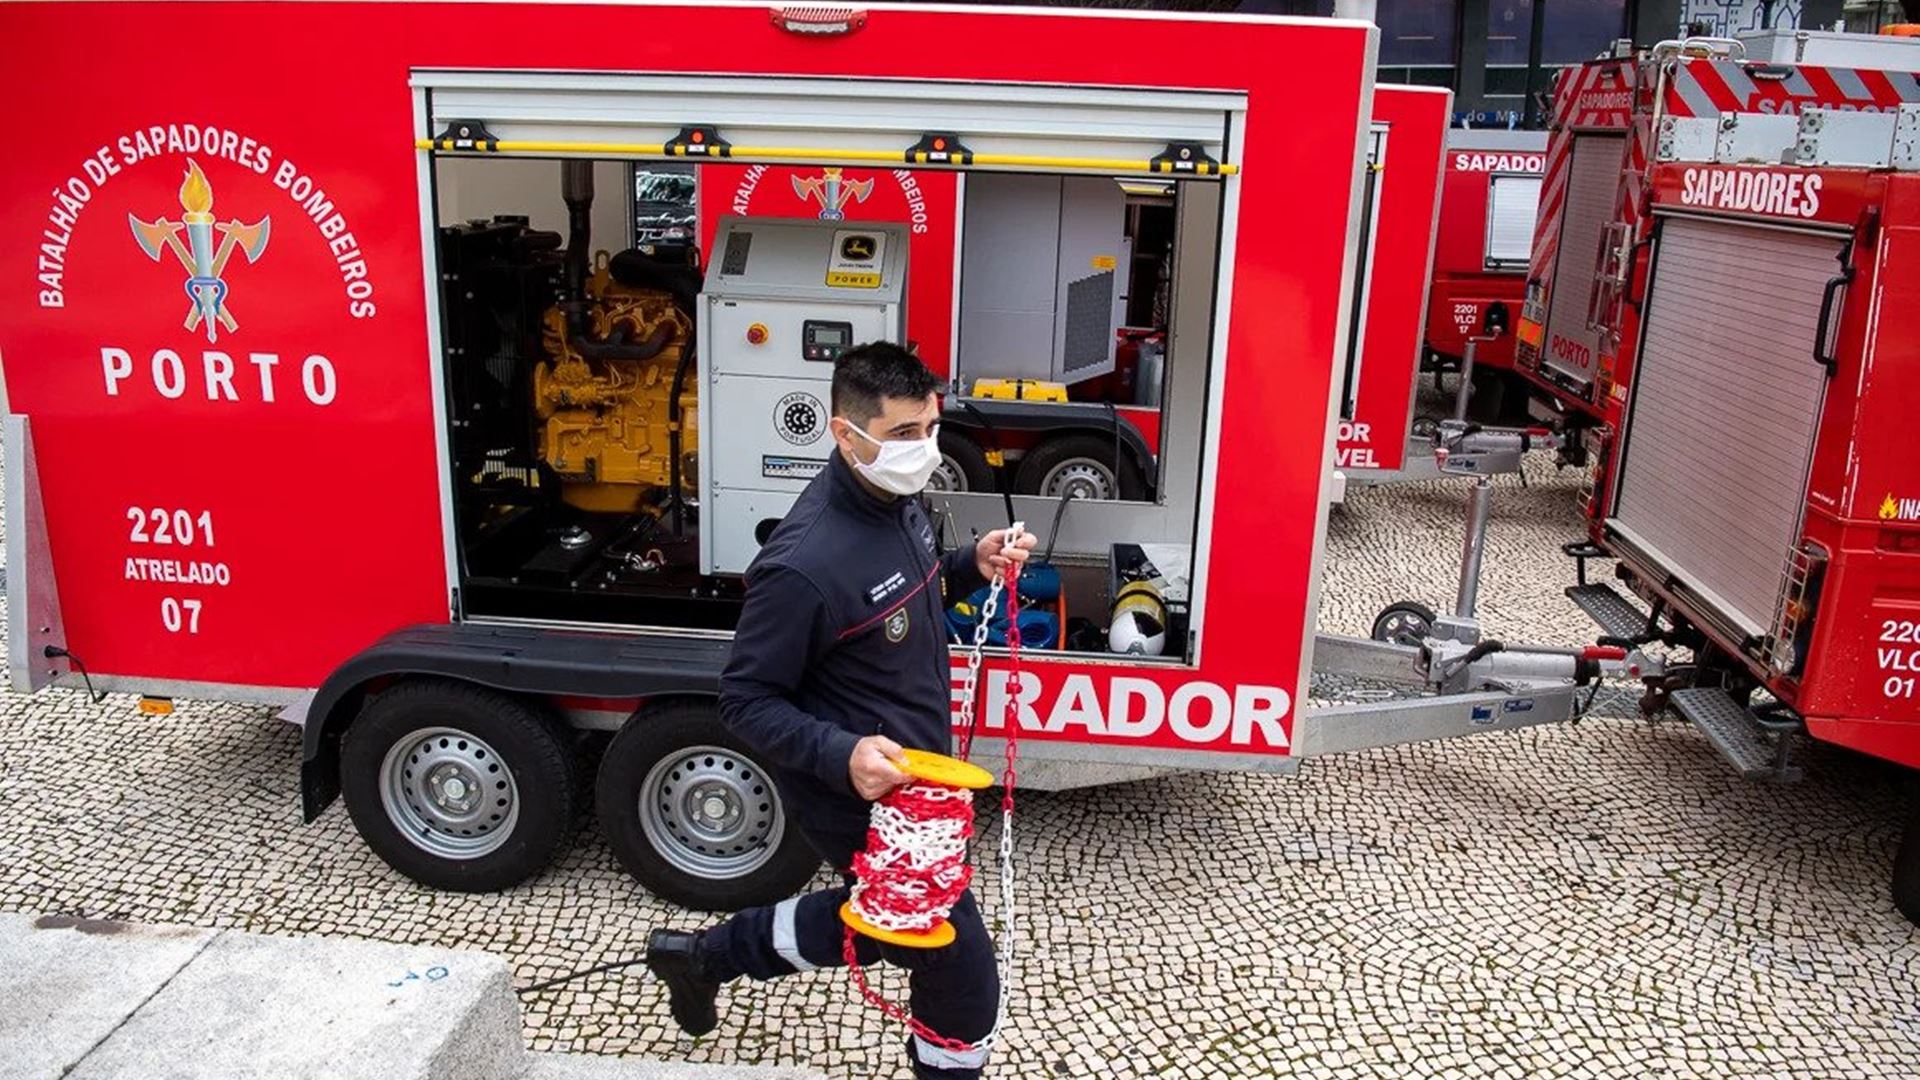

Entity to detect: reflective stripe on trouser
[701,821,1001,1078]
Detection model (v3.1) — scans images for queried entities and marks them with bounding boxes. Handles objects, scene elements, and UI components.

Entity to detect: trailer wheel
[340,679,578,892]
[1895,795,1920,926]
[596,700,820,911]
[1015,433,1148,501]
[1371,600,1437,646]
[928,429,995,494]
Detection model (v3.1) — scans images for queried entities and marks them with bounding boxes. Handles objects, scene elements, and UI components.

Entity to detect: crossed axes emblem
[792,168,874,221]
[129,215,271,342]
[128,161,271,344]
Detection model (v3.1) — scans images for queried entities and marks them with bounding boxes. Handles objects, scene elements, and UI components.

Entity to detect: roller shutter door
[417,71,1240,173]
[1485,174,1542,268]
[1540,134,1624,387]
[1608,215,1844,637]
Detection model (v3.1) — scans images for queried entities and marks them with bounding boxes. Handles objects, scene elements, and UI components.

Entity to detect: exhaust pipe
[561,160,594,299]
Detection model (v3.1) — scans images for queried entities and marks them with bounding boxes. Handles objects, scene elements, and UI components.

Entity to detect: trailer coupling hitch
[1424,640,1663,692]
[1425,420,1561,478]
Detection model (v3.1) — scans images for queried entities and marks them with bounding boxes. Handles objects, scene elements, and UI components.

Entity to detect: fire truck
[1565,102,1920,919]
[1422,128,1546,425]
[1512,30,1920,451]
[0,0,1740,918]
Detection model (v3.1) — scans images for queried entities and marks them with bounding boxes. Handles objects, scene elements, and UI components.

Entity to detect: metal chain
[847,526,1025,1058]
[953,573,1002,761]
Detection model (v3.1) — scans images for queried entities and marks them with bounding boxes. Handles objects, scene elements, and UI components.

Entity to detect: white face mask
[846,423,941,496]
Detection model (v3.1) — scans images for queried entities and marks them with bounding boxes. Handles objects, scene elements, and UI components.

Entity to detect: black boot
[645,929,721,1037]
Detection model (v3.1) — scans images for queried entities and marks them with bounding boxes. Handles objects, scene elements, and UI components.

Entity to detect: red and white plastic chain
[842,526,1025,1056]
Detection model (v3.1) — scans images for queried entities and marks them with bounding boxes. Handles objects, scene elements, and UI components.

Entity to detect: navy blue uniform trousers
[703,813,999,1078]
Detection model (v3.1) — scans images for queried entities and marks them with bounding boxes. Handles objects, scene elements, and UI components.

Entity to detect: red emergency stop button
[746,323,769,345]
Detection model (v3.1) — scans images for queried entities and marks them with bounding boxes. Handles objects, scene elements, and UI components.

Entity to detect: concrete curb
[0,912,820,1080]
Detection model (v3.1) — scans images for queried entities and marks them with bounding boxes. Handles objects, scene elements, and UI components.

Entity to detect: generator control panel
[697,217,909,575]
[803,319,854,362]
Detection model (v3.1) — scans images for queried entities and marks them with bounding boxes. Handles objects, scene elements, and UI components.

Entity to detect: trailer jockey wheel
[596,699,822,911]
[927,429,995,494]
[1371,600,1437,647]
[1014,433,1148,501]
[340,679,580,893]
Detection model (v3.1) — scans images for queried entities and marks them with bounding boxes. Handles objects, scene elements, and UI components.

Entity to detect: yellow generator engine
[533,261,698,513]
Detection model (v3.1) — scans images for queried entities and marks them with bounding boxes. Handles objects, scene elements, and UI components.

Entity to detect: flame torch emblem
[791,168,874,221]
[1882,493,1902,521]
[128,159,271,343]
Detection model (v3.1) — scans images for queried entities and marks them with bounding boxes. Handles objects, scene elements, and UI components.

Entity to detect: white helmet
[1108,581,1167,657]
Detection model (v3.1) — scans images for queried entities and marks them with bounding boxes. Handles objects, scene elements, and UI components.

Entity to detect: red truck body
[1514,52,1920,426]
[1592,159,1920,768]
[1423,129,1546,374]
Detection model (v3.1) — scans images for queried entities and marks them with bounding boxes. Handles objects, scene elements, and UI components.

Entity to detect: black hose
[42,646,106,704]
[1044,489,1077,564]
[666,320,696,536]
[517,957,647,996]
[957,399,1017,526]
[1104,400,1123,494]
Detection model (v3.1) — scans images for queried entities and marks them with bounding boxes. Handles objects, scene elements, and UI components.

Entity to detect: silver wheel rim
[640,745,785,880]
[1040,458,1118,501]
[927,453,968,493]
[380,726,520,859]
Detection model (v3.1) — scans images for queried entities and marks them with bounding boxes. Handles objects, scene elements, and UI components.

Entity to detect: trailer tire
[340,679,579,893]
[1371,600,1437,646]
[1895,794,1920,926]
[596,700,820,912]
[929,429,995,494]
[1015,433,1148,501]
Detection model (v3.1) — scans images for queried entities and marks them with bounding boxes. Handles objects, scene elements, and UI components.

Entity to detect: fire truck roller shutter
[1540,134,1625,390]
[1485,174,1542,269]
[416,72,1240,177]
[1608,215,1845,639]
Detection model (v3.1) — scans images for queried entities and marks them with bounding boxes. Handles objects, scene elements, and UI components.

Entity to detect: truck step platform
[1566,582,1655,641]
[1669,687,1799,781]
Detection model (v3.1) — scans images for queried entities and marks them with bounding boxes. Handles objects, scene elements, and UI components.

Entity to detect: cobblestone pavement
[2,417,1917,1079]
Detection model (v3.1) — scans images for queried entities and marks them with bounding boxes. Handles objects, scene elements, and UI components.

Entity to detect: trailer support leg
[1453,337,1477,422]
[1455,477,1494,621]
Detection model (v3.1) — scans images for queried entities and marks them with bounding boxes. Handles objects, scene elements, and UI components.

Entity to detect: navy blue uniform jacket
[718,452,985,840]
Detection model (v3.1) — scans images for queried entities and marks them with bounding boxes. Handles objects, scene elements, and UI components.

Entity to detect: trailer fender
[300,622,727,821]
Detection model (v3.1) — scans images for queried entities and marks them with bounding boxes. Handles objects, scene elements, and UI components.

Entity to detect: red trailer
[8,2,1652,918]
[1421,128,1544,423]
[1566,116,1920,916]
[1335,96,1560,495]
[1327,85,1450,479]
[1512,38,1920,444]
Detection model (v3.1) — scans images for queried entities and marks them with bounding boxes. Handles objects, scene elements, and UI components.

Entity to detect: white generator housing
[697,216,909,574]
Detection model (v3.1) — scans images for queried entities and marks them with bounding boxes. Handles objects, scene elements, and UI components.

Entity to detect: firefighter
[645,342,1035,1078]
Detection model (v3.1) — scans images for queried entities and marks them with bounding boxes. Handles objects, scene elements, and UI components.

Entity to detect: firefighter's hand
[976,527,1038,583]
[849,735,911,801]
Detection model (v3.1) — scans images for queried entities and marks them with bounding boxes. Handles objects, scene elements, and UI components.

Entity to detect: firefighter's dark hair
[831,342,941,425]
